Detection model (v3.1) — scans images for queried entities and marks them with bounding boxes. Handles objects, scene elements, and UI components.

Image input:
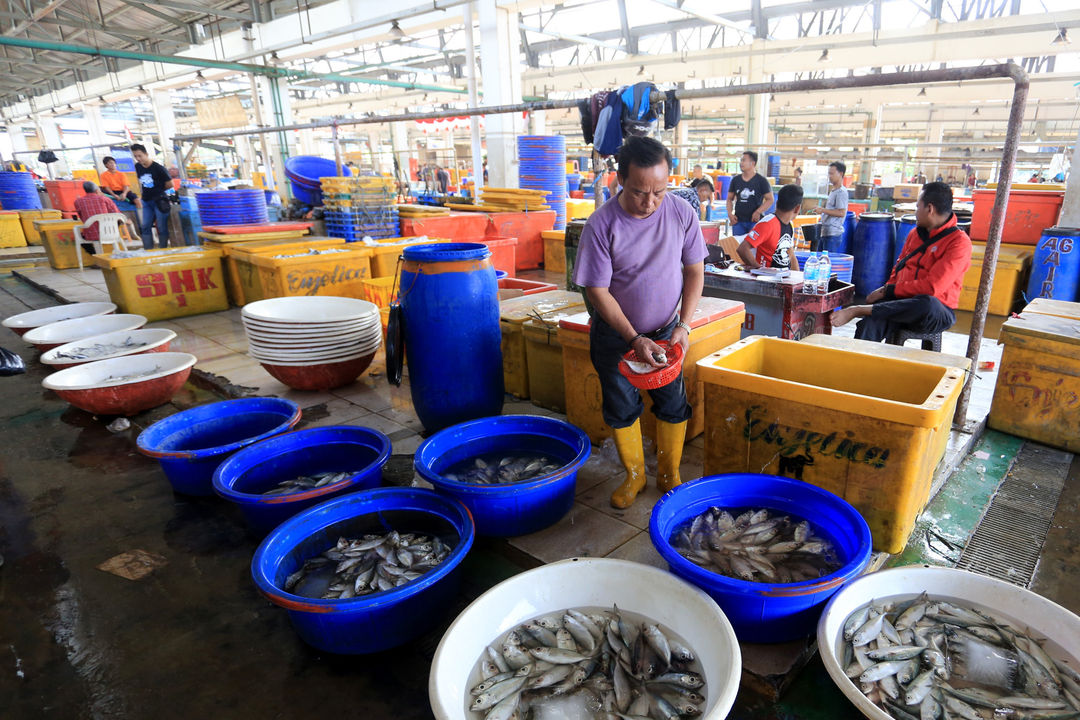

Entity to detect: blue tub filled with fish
[251,487,475,654]
[414,415,590,537]
[137,398,302,496]
[650,473,872,643]
[212,425,391,535]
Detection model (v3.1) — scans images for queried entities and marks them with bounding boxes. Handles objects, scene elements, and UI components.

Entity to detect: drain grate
[956,444,1071,587]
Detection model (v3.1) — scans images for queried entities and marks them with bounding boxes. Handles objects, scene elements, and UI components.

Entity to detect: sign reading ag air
[286,263,369,295]
[136,267,218,308]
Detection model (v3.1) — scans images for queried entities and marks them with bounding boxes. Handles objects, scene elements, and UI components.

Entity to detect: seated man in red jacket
[831,182,971,341]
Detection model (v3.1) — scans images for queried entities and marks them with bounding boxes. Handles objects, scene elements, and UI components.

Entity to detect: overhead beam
[518,23,625,53]
[114,0,188,29]
[646,0,753,38]
[616,0,638,55]
[4,0,74,38]
[148,0,253,22]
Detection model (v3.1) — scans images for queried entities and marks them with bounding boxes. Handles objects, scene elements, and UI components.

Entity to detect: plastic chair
[886,327,943,352]
[73,213,138,271]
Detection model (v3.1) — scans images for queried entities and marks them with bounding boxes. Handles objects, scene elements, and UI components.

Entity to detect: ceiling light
[1052,29,1069,45]
[972,108,980,116]
[637,65,646,76]
[389,21,406,39]
[818,49,829,62]
[917,87,927,97]
[196,71,204,80]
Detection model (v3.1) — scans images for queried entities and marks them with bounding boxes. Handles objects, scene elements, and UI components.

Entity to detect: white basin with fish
[3,301,116,336]
[22,314,147,352]
[429,557,742,720]
[41,328,177,369]
[817,565,1080,720]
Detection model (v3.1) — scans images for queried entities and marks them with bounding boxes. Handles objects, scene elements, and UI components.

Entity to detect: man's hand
[752,209,763,223]
[630,335,668,368]
[812,205,824,214]
[866,286,886,303]
[669,325,690,356]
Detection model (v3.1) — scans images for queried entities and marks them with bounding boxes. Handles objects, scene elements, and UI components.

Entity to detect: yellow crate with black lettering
[989,313,1080,454]
[93,248,228,321]
[250,245,374,299]
[698,336,965,554]
[225,238,346,305]
[35,219,91,269]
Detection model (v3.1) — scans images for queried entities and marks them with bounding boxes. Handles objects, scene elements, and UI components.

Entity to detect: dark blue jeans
[855,295,955,342]
[732,220,755,235]
[589,315,692,429]
[140,202,170,249]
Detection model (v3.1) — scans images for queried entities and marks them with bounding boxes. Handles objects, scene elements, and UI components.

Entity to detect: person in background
[131,143,173,250]
[670,177,715,219]
[435,166,450,193]
[1053,170,1066,183]
[967,172,978,190]
[935,173,944,183]
[167,166,181,192]
[691,164,704,181]
[727,151,774,236]
[99,156,141,208]
[73,181,119,250]
[793,167,803,187]
[573,136,706,509]
[831,182,970,341]
[605,158,620,198]
[813,161,848,249]
[737,184,803,271]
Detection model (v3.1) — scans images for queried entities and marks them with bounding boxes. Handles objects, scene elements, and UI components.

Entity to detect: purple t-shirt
[573,192,707,333]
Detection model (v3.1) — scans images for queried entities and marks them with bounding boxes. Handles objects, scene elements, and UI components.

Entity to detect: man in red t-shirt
[73,181,119,244]
[736,184,802,271]
[831,182,971,341]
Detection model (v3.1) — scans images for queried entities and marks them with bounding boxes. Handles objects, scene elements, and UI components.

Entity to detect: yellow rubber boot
[610,420,647,509]
[656,420,688,494]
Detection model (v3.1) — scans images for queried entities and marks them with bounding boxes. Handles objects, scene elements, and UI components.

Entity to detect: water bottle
[817,251,831,295]
[802,252,819,294]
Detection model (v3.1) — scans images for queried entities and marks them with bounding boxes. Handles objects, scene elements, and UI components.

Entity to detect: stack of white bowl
[241,296,382,369]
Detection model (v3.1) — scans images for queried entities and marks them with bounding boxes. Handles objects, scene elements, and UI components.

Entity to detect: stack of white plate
[241,296,382,367]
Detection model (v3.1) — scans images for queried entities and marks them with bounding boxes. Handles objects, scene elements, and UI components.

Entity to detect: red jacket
[885,213,971,309]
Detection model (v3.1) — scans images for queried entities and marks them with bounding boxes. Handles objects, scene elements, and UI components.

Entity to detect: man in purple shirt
[574,136,707,509]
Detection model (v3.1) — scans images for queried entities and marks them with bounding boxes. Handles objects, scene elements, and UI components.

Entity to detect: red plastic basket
[618,340,685,390]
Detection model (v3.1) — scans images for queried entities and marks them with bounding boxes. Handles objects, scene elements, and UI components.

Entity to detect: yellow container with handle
[365,236,451,278]
[35,219,90,269]
[499,290,585,399]
[18,210,62,245]
[224,238,346,306]
[0,211,27,248]
[698,335,965,553]
[958,242,1032,315]
[541,230,567,274]
[249,244,374,299]
[93,247,228,321]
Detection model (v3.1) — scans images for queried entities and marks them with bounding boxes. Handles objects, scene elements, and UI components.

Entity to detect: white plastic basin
[817,565,1080,720]
[43,351,197,392]
[429,557,742,720]
[41,328,177,367]
[3,301,116,334]
[22,314,147,349]
[242,296,378,324]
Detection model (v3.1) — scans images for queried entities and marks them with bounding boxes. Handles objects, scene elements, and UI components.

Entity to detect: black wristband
[629,333,646,344]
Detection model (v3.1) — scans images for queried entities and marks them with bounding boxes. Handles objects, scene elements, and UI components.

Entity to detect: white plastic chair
[73,213,139,271]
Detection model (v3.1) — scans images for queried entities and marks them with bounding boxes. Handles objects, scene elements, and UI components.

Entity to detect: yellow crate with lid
[557,297,745,445]
[35,218,90,270]
[361,275,397,308]
[1021,297,1080,321]
[521,307,588,413]
[249,243,374,299]
[0,211,26,248]
[225,238,347,306]
[958,242,1033,315]
[363,236,451,278]
[499,290,586,399]
[541,230,566,274]
[698,335,965,553]
[18,210,62,245]
[989,312,1080,453]
[93,247,228,321]
[199,235,326,306]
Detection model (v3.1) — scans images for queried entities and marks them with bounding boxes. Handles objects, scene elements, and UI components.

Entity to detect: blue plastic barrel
[851,213,896,297]
[714,175,732,199]
[415,415,591,536]
[833,210,856,255]
[649,473,872,643]
[213,425,391,535]
[400,243,503,432]
[251,487,475,654]
[1027,226,1080,302]
[137,398,302,495]
[894,214,918,266]
[0,171,42,210]
[566,173,582,192]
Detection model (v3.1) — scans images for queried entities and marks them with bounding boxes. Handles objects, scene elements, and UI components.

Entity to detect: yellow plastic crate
[1021,297,1080,321]
[522,315,578,413]
[366,237,450,278]
[35,219,91,270]
[200,234,323,305]
[989,313,1080,453]
[361,275,397,308]
[698,336,965,553]
[566,199,595,220]
[558,298,745,445]
[17,210,61,245]
[197,229,309,243]
[249,244,373,299]
[958,242,1032,315]
[225,238,346,306]
[72,169,100,185]
[93,248,229,321]
[0,211,26,248]
[541,230,566,274]
[499,290,586,399]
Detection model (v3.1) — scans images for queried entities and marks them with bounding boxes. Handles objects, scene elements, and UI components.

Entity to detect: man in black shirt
[132,143,173,249]
[726,150,774,236]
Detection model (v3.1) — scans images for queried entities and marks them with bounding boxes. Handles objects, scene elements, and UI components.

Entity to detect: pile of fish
[261,470,354,495]
[670,507,841,583]
[271,248,350,258]
[840,593,1080,720]
[443,453,563,485]
[53,335,145,361]
[111,247,203,259]
[469,604,706,720]
[100,365,163,384]
[284,530,451,600]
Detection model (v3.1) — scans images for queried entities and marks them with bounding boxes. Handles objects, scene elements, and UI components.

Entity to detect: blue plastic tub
[212,425,391,535]
[137,398,302,496]
[649,473,873,643]
[414,415,591,536]
[251,487,475,654]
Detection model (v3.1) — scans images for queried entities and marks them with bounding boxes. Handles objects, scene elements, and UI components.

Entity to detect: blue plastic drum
[400,243,503,432]
[1027,226,1080,302]
[649,473,873,643]
[851,213,896,297]
[894,214,918,266]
